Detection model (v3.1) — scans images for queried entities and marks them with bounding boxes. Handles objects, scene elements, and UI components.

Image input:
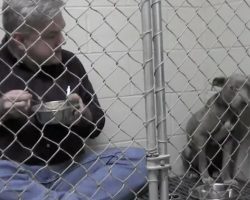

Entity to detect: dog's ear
[212,77,227,87]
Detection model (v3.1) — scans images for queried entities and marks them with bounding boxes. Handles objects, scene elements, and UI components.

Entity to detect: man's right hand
[0,90,32,120]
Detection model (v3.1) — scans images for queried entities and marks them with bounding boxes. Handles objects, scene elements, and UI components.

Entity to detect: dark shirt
[0,39,105,165]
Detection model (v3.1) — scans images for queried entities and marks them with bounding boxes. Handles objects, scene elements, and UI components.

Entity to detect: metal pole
[151,0,169,200]
[140,0,159,199]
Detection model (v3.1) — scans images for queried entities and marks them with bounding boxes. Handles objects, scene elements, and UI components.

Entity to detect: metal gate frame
[141,1,170,200]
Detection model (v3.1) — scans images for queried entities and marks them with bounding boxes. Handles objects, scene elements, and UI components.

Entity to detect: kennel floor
[138,176,250,200]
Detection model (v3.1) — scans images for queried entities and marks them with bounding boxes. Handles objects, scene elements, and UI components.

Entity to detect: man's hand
[67,93,93,123]
[0,90,32,119]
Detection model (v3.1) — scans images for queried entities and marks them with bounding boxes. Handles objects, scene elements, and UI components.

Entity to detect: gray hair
[2,0,65,34]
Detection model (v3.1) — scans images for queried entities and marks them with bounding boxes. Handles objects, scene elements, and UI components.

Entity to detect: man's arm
[66,54,105,139]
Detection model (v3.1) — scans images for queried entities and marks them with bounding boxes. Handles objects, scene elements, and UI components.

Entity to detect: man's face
[22,13,66,66]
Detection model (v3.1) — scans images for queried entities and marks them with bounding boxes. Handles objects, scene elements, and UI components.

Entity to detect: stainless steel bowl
[32,100,80,125]
[190,183,239,200]
[169,194,181,200]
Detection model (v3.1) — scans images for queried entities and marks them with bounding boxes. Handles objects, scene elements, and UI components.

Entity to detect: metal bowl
[190,183,240,200]
[32,100,80,125]
[169,194,181,200]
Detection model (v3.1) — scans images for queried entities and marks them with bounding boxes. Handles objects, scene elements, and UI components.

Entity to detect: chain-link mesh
[163,0,250,199]
[0,0,148,199]
[2,0,250,199]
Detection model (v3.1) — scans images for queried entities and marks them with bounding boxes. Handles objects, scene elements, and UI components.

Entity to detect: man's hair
[2,0,65,34]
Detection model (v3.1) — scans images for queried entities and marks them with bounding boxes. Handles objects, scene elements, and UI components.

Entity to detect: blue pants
[0,147,147,200]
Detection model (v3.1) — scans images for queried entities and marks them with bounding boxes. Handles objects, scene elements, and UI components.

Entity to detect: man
[0,0,147,199]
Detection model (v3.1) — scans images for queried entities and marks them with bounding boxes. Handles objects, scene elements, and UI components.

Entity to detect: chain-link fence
[1,0,250,199]
[161,0,250,200]
[0,0,148,199]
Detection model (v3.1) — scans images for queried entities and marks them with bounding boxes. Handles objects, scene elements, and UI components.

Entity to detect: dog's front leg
[218,120,239,185]
[198,149,214,184]
[221,138,239,186]
[196,137,214,184]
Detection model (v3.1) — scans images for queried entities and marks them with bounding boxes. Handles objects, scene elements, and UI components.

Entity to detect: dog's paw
[223,179,239,186]
[187,172,199,179]
[202,176,214,185]
[224,120,234,130]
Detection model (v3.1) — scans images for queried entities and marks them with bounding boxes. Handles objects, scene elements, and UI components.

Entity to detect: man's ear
[212,77,228,87]
[11,32,26,50]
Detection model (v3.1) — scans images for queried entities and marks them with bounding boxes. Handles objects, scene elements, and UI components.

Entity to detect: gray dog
[182,73,250,184]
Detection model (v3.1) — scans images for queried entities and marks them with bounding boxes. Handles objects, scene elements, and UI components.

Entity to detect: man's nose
[55,32,66,49]
[59,32,66,45]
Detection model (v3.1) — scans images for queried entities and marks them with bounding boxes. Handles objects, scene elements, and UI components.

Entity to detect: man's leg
[0,148,147,200]
[0,160,85,200]
[54,147,147,200]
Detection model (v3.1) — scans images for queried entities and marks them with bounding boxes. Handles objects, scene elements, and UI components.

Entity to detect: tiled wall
[62,1,146,149]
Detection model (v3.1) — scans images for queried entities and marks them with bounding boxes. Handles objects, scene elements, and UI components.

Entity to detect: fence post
[151,0,169,200]
[141,0,159,199]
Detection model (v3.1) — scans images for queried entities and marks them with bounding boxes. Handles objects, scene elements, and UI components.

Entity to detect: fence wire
[0,0,148,199]
[163,0,250,200]
[2,0,250,200]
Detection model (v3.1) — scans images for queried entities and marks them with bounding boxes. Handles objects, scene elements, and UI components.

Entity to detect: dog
[182,73,250,184]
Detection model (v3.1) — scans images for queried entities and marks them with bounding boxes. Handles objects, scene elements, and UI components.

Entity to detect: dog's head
[212,74,250,113]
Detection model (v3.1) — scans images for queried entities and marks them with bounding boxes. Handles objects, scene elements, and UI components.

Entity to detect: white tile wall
[61,2,146,151]
[87,95,146,147]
